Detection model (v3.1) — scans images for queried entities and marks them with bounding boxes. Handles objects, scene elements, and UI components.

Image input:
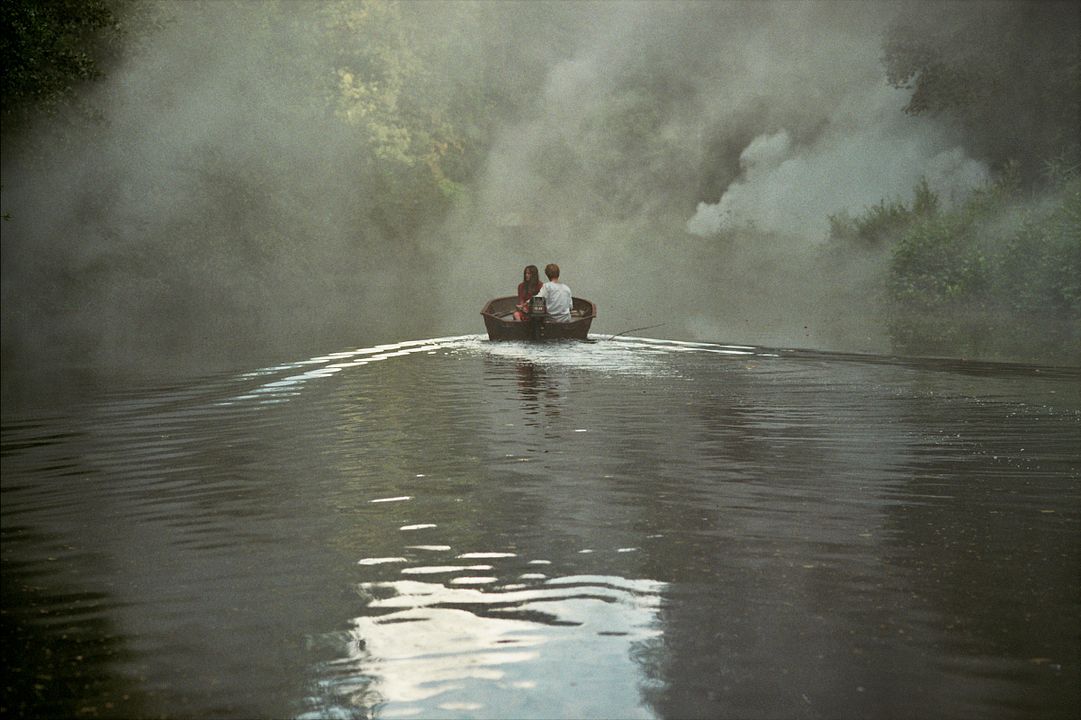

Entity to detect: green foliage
[1043,153,1081,187]
[307,0,568,233]
[828,178,937,245]
[877,2,1080,361]
[888,212,984,306]
[911,176,940,217]
[325,1,424,165]
[993,177,1081,318]
[0,0,123,122]
[885,172,1081,362]
[828,198,910,244]
[882,2,1081,180]
[829,168,1080,362]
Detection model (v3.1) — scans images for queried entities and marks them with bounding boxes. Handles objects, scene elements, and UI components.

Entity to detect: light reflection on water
[2,334,1079,719]
[307,571,664,719]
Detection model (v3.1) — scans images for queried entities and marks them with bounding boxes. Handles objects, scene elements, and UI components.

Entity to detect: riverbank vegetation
[2,1,1078,370]
[830,170,1081,363]
[826,3,1081,364]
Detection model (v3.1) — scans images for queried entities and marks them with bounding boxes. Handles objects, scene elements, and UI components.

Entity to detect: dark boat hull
[481,296,597,341]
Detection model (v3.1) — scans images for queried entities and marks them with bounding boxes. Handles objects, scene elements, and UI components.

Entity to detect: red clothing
[518,281,541,304]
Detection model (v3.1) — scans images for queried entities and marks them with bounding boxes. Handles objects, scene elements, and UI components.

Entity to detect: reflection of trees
[878,386,1081,717]
[13,340,1073,717]
[622,355,1081,719]
[2,419,152,718]
[596,360,890,718]
[1,524,147,718]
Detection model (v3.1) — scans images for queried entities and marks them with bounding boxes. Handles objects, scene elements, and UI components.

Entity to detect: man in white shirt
[535,263,573,322]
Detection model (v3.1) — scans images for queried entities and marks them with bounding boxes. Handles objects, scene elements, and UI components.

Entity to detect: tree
[883,1,1081,182]
[0,0,124,127]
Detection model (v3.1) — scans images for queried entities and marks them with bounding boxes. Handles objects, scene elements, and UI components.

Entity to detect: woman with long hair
[514,265,542,321]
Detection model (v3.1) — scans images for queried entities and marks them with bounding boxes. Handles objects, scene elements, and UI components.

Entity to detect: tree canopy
[883,1,1081,181]
[1,0,124,125]
[2,1,1079,366]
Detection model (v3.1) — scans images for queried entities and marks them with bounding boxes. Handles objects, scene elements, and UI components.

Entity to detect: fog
[0,1,1054,388]
[437,1,991,350]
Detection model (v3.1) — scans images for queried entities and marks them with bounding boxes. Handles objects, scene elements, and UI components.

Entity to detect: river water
[2,335,1079,719]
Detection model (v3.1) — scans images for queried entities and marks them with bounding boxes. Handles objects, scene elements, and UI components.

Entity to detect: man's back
[538,281,572,322]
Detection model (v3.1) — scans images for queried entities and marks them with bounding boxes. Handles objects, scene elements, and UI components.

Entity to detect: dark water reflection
[2,337,1079,718]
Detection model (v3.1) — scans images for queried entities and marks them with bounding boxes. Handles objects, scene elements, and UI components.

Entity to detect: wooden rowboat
[481,296,597,341]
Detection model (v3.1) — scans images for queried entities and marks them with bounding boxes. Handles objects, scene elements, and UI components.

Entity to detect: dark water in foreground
[2,336,1079,719]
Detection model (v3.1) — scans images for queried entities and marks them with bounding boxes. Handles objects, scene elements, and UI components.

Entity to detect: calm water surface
[2,336,1079,719]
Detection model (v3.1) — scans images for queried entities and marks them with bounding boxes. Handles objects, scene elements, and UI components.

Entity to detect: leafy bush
[883,2,1081,183]
[994,177,1081,318]
[0,0,118,113]
[886,173,1081,363]
[829,178,938,245]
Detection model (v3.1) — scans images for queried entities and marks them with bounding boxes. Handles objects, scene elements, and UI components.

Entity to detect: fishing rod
[605,323,666,341]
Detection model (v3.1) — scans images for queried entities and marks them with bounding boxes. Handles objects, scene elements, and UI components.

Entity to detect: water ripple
[306,571,665,718]
[4,333,1078,720]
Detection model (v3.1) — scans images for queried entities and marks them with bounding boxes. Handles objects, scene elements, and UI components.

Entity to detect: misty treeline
[2,1,1079,375]
[3,0,547,369]
[830,171,1081,361]
[869,2,1081,361]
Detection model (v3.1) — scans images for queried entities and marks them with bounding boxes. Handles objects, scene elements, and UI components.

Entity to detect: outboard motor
[527,296,547,340]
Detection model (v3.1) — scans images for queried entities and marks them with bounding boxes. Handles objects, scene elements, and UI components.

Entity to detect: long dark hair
[522,264,541,293]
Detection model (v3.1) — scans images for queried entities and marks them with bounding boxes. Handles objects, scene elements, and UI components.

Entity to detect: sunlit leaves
[327,1,419,166]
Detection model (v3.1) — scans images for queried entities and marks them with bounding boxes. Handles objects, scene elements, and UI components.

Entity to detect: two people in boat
[515,263,572,322]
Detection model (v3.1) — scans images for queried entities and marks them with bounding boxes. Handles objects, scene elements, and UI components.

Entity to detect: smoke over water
[0,1,1035,392]
[434,1,989,350]
[686,102,989,239]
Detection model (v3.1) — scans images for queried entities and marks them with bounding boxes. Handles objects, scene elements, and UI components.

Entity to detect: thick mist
[433,1,988,350]
[0,1,1039,387]
[2,4,409,378]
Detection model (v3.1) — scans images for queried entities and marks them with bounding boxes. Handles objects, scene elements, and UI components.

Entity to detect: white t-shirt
[536,281,573,322]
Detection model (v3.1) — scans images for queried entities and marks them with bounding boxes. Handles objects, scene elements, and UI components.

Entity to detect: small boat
[481,296,597,341]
